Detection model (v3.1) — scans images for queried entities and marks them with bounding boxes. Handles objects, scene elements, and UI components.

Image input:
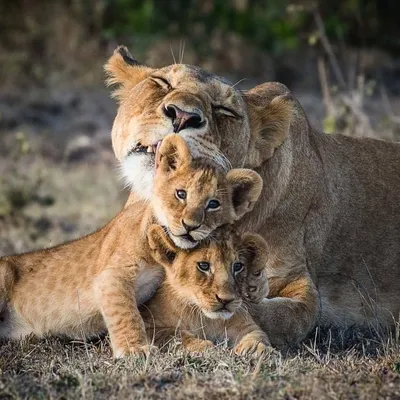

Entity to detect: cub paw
[184,338,214,353]
[234,333,270,357]
[113,344,156,359]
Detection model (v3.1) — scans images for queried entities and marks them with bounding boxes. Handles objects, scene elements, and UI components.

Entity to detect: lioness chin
[107,45,400,348]
[0,135,262,358]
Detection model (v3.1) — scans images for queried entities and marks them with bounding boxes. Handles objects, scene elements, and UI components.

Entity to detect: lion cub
[143,224,270,355]
[0,135,263,358]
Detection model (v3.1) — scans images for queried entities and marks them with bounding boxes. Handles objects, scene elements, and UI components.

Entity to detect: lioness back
[310,133,400,326]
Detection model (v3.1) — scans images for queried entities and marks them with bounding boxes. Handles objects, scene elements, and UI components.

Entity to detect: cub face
[147,225,268,320]
[151,134,263,249]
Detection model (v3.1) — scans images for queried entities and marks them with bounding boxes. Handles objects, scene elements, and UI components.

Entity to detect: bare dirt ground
[1,85,400,399]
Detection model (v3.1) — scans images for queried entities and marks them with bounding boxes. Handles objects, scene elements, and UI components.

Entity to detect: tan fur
[143,225,270,356]
[108,46,400,348]
[0,135,263,357]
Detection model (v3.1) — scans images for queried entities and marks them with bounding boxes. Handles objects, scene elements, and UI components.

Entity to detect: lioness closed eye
[0,134,263,358]
[142,224,270,356]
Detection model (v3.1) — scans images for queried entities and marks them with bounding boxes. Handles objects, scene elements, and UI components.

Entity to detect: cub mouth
[203,309,234,320]
[166,229,199,249]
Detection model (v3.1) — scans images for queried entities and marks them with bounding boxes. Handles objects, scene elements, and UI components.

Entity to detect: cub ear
[147,224,177,267]
[104,45,154,98]
[244,82,298,167]
[156,134,192,173]
[240,233,268,273]
[226,169,263,220]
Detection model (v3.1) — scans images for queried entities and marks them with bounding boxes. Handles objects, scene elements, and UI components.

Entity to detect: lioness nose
[164,104,204,133]
[182,219,201,233]
[216,294,235,306]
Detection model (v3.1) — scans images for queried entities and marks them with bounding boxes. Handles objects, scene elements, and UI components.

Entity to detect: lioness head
[147,224,268,320]
[105,46,297,200]
[151,134,263,249]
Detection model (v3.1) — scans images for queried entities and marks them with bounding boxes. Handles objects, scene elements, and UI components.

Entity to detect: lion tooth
[147,146,152,153]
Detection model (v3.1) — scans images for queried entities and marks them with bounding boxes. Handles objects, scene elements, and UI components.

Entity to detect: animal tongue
[155,140,162,169]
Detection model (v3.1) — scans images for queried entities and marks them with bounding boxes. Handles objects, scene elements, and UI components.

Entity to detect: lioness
[143,224,269,356]
[107,46,400,347]
[0,134,262,357]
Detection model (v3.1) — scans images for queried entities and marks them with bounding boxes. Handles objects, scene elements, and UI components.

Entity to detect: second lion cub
[0,135,263,358]
[143,224,270,356]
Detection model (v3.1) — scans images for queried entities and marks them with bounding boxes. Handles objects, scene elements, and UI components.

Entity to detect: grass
[1,329,400,399]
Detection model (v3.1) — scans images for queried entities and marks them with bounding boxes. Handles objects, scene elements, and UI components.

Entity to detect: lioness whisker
[170,44,176,64]
[230,77,248,89]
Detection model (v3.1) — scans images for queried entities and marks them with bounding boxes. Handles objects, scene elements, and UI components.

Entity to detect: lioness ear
[156,134,192,173]
[240,233,268,273]
[226,169,263,220]
[104,46,154,98]
[147,225,177,267]
[244,82,297,167]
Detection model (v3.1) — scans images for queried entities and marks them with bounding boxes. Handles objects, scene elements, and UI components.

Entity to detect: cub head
[147,224,268,320]
[151,134,263,249]
[234,233,269,303]
[105,45,301,200]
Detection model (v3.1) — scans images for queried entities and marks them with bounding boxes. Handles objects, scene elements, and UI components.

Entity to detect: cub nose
[163,104,204,133]
[182,219,201,233]
[216,294,235,306]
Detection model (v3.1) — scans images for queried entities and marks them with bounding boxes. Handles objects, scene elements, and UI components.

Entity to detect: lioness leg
[0,259,16,312]
[251,273,319,348]
[93,266,149,358]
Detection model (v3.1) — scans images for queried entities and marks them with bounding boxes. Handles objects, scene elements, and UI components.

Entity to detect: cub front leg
[93,266,149,358]
[181,330,214,352]
[251,272,319,349]
[146,327,213,352]
[226,312,271,357]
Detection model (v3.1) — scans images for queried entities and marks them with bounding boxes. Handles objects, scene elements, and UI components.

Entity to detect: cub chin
[0,134,263,359]
[142,224,270,356]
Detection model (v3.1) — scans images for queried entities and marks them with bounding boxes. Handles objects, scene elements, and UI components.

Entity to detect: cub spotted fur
[142,224,270,356]
[0,135,262,358]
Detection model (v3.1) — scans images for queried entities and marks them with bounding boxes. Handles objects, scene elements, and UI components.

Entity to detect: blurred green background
[0,0,399,255]
[0,0,399,89]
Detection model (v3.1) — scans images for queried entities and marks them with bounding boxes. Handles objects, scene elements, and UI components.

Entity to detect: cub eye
[206,199,220,210]
[197,262,210,272]
[150,76,172,91]
[176,189,187,200]
[252,270,262,277]
[232,262,244,274]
